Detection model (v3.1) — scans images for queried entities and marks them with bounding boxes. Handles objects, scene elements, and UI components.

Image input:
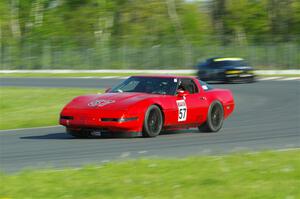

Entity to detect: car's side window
[178,78,199,94]
[198,80,214,91]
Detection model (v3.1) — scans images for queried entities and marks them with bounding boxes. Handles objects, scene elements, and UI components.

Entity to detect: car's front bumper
[225,70,255,82]
[59,109,143,133]
[60,117,141,132]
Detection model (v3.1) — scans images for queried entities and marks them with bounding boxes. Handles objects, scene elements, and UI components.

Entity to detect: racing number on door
[179,107,187,120]
[177,100,187,121]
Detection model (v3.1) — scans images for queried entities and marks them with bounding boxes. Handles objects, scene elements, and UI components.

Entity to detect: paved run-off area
[0,76,300,89]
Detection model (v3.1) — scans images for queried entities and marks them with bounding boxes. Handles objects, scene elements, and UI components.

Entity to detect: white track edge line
[0,125,61,133]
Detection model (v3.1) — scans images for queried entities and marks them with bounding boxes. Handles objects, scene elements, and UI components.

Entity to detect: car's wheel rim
[211,105,222,128]
[147,109,161,134]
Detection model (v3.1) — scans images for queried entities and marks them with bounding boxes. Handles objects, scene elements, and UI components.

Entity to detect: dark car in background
[196,57,256,83]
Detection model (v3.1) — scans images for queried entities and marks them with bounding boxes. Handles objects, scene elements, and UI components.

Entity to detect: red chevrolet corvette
[59,75,234,138]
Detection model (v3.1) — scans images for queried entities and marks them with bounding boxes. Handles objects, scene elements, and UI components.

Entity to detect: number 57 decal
[177,100,187,121]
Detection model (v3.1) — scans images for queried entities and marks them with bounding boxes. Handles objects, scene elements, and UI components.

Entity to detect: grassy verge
[0,73,145,78]
[0,87,101,130]
[1,149,299,199]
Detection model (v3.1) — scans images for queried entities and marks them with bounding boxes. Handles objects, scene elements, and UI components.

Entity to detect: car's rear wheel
[142,105,163,137]
[248,76,256,83]
[67,128,90,138]
[198,101,224,132]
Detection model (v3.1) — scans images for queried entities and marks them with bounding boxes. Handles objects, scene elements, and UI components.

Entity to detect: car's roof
[131,75,197,79]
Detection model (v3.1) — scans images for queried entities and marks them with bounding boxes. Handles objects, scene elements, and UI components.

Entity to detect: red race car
[59,76,234,138]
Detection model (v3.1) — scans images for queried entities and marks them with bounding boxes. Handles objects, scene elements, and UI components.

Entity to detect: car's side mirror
[105,88,111,93]
[177,90,189,97]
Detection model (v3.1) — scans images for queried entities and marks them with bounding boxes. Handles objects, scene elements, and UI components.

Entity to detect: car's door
[209,62,224,79]
[174,78,209,126]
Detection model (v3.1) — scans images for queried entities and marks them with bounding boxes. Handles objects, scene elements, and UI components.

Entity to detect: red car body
[59,75,234,137]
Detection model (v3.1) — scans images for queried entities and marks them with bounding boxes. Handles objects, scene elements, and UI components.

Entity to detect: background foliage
[0,0,299,69]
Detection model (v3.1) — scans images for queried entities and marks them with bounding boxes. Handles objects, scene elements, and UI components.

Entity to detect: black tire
[248,76,256,83]
[198,101,224,132]
[67,128,90,138]
[226,76,256,84]
[142,105,163,137]
[225,77,235,84]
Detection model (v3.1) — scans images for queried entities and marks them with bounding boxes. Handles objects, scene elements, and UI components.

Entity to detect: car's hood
[64,92,160,111]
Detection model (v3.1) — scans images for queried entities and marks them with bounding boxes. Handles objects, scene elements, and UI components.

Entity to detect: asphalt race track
[0,78,300,172]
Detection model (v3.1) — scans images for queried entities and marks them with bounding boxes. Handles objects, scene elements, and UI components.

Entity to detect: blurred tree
[210,0,230,44]
[226,0,270,44]
[267,0,298,41]
[180,1,213,45]
[291,1,300,40]
[0,0,299,69]
[111,0,173,46]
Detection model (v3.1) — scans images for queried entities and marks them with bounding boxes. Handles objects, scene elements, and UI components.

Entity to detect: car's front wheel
[142,105,163,137]
[198,101,224,132]
[67,128,90,138]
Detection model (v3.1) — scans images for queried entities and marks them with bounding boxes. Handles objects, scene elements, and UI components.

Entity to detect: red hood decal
[88,99,116,107]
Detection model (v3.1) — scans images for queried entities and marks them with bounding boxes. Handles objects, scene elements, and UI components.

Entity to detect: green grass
[0,73,145,78]
[0,149,299,199]
[0,87,101,130]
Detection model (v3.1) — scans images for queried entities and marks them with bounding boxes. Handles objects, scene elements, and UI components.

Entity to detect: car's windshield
[110,77,178,95]
[211,60,247,68]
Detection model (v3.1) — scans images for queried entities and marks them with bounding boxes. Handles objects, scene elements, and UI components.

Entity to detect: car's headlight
[100,117,138,123]
[225,70,242,74]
